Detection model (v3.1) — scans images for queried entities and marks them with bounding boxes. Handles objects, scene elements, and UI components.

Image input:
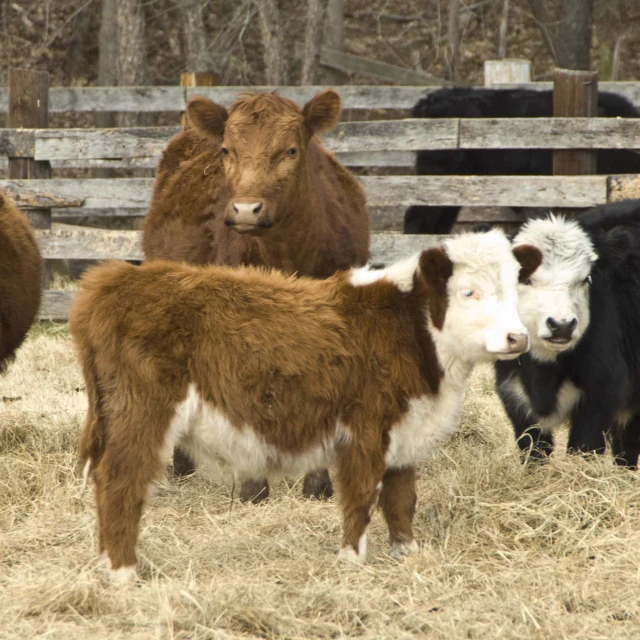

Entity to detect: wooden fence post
[484,59,531,86]
[553,68,598,177]
[180,72,218,127]
[8,68,51,289]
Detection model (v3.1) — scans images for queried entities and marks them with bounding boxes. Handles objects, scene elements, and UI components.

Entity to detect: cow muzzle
[544,316,578,346]
[225,199,273,234]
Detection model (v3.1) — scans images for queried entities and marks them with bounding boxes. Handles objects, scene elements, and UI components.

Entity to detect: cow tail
[77,344,107,491]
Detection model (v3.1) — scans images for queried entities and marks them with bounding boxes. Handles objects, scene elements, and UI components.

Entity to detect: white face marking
[500,375,582,432]
[433,230,529,364]
[349,254,420,292]
[513,216,597,362]
[389,539,419,559]
[170,384,352,482]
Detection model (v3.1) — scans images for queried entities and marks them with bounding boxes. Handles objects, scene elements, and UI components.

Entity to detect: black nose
[546,317,577,339]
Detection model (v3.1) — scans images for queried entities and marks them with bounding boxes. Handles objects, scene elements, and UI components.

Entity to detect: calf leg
[172,446,196,477]
[336,443,385,563]
[379,466,418,558]
[302,468,333,500]
[610,415,640,469]
[240,478,270,504]
[516,425,555,462]
[94,445,162,581]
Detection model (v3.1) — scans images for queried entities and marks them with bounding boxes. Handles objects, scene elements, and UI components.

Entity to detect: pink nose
[506,332,528,353]
[232,201,263,217]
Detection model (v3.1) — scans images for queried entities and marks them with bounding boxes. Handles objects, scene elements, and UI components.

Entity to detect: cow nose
[546,317,577,338]
[506,332,528,354]
[232,201,263,216]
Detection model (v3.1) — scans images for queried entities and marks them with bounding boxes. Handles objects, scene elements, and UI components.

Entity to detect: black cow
[405,88,640,234]
[495,199,640,467]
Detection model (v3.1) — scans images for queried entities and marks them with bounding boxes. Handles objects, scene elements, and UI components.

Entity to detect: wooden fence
[4,75,640,321]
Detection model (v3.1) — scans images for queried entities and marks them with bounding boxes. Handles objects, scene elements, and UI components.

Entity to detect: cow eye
[461,289,474,298]
[524,278,532,286]
[287,148,297,157]
[584,275,592,286]
[221,147,229,155]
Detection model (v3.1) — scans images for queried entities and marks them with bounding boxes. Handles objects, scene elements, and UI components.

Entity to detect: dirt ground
[2,324,640,639]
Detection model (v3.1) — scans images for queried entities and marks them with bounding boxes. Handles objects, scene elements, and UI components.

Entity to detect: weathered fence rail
[2,82,640,113]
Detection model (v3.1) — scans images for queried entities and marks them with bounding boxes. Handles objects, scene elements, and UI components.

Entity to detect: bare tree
[528,0,595,70]
[257,0,286,84]
[319,0,346,85]
[178,0,216,74]
[497,0,510,59]
[446,0,461,82]
[116,0,149,125]
[301,0,328,85]
[97,0,118,130]
[67,4,93,80]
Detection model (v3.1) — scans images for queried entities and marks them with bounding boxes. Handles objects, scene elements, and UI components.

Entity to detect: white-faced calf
[496,208,640,465]
[71,229,540,582]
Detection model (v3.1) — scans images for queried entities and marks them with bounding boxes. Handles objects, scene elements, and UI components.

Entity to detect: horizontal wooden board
[1,175,611,211]
[2,82,640,114]
[37,232,447,320]
[14,119,640,163]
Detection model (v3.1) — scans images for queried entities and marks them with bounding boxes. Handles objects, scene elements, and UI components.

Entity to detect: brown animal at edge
[142,89,369,503]
[0,190,42,372]
[71,230,541,582]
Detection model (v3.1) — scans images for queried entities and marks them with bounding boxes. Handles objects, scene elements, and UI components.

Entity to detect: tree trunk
[446,0,461,82]
[257,0,286,84]
[320,0,346,85]
[301,0,328,85]
[528,0,594,71]
[97,0,118,130]
[115,0,149,126]
[67,4,93,80]
[178,0,216,75]
[497,0,510,59]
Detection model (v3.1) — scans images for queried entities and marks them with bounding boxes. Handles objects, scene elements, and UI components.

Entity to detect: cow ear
[419,248,453,330]
[513,244,542,283]
[303,89,342,134]
[185,96,228,138]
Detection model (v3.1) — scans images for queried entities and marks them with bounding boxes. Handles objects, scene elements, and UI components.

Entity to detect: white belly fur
[166,375,470,481]
[166,384,349,481]
[385,378,467,468]
[502,376,582,433]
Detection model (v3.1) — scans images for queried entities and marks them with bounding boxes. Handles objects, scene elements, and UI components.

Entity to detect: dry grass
[2,326,640,639]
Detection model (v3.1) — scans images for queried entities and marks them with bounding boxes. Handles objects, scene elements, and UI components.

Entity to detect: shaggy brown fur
[71,240,539,574]
[0,191,42,372]
[142,90,369,500]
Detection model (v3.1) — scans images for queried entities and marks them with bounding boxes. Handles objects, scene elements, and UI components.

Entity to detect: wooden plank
[36,232,448,321]
[608,174,640,201]
[359,175,607,208]
[2,82,640,114]
[37,226,143,260]
[33,121,455,160]
[22,118,640,164]
[315,46,446,86]
[460,118,640,149]
[39,290,76,321]
[0,129,35,157]
[3,175,610,210]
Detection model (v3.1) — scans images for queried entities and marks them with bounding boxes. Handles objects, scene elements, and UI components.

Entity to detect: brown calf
[142,90,369,501]
[0,191,42,372]
[71,230,541,582]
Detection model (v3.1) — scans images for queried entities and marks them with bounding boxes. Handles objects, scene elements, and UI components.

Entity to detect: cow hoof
[302,469,333,500]
[240,478,270,504]
[172,447,196,477]
[389,539,419,559]
[109,565,138,584]
[337,546,365,564]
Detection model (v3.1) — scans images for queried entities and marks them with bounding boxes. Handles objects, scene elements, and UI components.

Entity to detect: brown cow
[142,90,369,503]
[71,230,541,582]
[0,191,42,372]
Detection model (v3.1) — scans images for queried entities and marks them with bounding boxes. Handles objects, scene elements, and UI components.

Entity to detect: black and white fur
[495,201,640,466]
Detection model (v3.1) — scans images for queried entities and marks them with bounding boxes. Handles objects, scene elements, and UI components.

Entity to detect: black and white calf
[495,204,640,466]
